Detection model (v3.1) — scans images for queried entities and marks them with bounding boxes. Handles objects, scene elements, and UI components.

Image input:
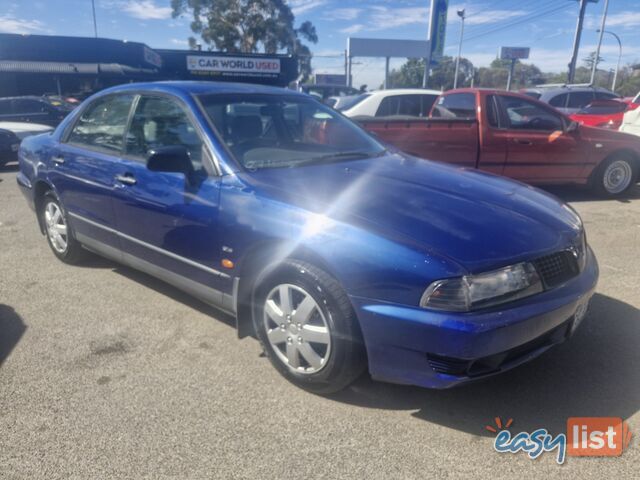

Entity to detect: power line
[464,4,569,42]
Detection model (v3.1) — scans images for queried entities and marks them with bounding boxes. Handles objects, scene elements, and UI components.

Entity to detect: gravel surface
[1,162,638,479]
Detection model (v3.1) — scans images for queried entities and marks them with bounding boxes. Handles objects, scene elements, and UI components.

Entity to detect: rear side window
[432,93,476,119]
[376,96,400,116]
[67,94,134,153]
[125,96,204,170]
[567,91,594,109]
[548,93,568,108]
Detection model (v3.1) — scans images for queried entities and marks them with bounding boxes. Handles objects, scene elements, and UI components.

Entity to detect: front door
[497,95,585,183]
[111,94,228,306]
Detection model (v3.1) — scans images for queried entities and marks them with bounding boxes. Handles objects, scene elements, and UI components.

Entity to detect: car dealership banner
[428,0,448,64]
[186,55,281,78]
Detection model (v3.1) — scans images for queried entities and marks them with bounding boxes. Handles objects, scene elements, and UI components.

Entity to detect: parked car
[0,128,21,167]
[358,88,640,196]
[0,122,53,167]
[299,84,360,103]
[18,82,598,393]
[0,96,74,127]
[569,99,628,130]
[339,89,441,118]
[619,102,640,137]
[520,85,619,115]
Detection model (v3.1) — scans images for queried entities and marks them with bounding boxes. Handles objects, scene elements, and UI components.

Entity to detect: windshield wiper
[297,149,387,166]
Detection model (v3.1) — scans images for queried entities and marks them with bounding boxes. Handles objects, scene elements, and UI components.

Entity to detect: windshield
[198,93,385,169]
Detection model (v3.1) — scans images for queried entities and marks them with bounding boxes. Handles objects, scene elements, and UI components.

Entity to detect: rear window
[431,93,476,119]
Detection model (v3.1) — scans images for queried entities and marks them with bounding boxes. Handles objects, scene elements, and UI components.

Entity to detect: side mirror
[566,120,580,134]
[146,146,193,176]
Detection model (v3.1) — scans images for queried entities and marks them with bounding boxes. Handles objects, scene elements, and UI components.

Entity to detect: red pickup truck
[358,88,640,196]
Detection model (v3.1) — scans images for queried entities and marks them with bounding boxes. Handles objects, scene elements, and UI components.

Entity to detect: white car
[619,101,640,137]
[338,89,441,118]
[0,121,53,140]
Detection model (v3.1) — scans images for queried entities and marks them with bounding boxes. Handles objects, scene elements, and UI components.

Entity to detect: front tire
[253,259,366,394]
[40,192,86,264]
[592,155,637,197]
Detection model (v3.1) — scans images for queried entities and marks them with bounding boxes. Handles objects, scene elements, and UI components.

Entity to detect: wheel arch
[590,148,640,185]
[234,240,350,339]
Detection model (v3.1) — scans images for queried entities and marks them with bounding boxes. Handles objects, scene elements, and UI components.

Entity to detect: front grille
[533,250,579,289]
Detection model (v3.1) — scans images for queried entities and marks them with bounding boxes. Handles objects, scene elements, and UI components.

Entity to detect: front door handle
[115,174,137,186]
[513,138,533,145]
[52,156,65,165]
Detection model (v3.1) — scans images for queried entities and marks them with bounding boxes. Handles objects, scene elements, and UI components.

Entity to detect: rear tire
[252,259,366,394]
[40,192,87,264]
[592,154,637,197]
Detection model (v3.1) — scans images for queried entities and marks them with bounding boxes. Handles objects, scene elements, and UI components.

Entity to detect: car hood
[240,153,583,273]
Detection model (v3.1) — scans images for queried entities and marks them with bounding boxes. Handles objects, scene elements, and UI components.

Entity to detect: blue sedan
[17,82,598,393]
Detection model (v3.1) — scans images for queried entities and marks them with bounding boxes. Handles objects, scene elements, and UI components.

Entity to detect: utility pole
[453,9,465,89]
[91,0,98,38]
[590,0,610,85]
[567,0,589,83]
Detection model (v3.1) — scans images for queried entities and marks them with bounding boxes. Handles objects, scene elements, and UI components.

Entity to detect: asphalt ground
[1,160,638,479]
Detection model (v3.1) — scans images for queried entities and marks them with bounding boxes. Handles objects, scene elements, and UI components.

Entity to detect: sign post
[500,47,530,91]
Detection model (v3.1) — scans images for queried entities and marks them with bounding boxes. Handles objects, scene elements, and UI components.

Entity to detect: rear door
[110,94,228,304]
[11,99,53,125]
[497,95,586,182]
[50,93,135,252]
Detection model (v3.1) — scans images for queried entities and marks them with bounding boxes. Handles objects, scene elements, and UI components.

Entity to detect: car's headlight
[420,262,543,312]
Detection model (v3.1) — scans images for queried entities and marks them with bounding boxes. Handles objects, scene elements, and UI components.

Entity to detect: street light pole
[453,9,465,89]
[590,0,610,85]
[91,0,98,38]
[598,29,622,91]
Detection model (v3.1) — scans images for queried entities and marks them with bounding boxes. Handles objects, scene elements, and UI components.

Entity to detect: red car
[357,88,640,196]
[569,99,629,130]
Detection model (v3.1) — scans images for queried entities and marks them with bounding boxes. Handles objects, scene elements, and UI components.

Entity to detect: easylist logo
[490,416,633,464]
[567,417,632,457]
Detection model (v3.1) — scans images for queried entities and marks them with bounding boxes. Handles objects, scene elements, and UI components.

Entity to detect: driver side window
[499,96,563,131]
[125,96,204,171]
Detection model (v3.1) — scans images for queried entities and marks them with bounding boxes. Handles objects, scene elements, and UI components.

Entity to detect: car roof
[99,81,305,97]
[368,88,441,97]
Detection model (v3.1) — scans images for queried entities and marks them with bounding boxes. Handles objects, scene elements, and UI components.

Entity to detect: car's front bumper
[350,247,599,389]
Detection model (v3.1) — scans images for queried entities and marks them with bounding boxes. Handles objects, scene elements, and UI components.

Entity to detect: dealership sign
[500,47,530,60]
[186,55,281,75]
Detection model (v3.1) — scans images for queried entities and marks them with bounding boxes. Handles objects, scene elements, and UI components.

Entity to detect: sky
[1,0,640,88]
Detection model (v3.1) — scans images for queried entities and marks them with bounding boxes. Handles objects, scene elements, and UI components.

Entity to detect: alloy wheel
[263,283,331,374]
[44,201,68,253]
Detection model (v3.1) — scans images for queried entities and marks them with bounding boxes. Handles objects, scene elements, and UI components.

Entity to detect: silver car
[521,85,619,115]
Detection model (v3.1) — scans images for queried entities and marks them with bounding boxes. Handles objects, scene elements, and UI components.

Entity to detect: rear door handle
[115,174,137,186]
[513,139,533,145]
[52,156,65,165]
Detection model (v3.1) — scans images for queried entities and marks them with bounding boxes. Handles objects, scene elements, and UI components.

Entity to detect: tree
[583,51,605,70]
[386,56,474,90]
[171,0,318,78]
